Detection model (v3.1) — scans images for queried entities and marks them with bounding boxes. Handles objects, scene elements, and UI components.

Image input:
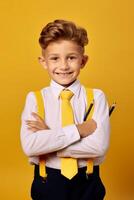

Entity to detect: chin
[58,80,76,87]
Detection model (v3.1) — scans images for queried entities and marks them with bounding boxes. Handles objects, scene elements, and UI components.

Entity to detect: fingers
[28,127,38,132]
[31,112,44,122]
[26,120,44,129]
[25,119,49,131]
[25,112,44,128]
[25,112,49,132]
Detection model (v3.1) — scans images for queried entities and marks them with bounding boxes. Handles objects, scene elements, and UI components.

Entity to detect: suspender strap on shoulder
[84,87,94,175]
[34,91,47,179]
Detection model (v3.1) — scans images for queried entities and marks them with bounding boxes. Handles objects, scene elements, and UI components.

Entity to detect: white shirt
[20,79,110,169]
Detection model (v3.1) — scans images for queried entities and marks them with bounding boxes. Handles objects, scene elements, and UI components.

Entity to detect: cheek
[75,59,82,67]
[47,64,56,72]
[72,62,82,72]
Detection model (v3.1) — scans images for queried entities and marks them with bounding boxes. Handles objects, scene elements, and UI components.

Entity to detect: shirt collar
[50,79,81,99]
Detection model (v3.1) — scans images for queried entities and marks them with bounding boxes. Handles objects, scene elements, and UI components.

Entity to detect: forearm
[57,117,110,159]
[20,92,81,157]
[20,123,80,157]
[21,110,96,157]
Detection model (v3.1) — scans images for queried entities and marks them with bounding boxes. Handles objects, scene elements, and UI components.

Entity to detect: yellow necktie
[60,90,78,179]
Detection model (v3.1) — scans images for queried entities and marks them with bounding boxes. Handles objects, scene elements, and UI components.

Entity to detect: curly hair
[39,19,88,51]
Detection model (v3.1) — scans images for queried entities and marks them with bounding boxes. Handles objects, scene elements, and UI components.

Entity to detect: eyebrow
[48,53,80,57]
[47,54,59,57]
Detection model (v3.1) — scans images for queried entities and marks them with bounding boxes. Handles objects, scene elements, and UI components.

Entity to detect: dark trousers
[31,165,106,200]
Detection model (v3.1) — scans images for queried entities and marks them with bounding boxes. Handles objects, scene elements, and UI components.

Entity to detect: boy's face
[39,40,88,87]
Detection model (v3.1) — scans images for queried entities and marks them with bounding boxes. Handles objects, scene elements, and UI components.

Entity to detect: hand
[76,119,97,138]
[25,112,49,132]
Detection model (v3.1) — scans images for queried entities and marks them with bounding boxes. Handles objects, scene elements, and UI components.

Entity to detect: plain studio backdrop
[0,0,133,199]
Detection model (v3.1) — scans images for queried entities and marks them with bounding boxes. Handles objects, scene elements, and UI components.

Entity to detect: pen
[84,100,94,121]
[109,102,116,116]
[84,101,116,120]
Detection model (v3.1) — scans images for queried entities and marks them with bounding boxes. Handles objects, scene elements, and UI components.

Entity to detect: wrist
[76,123,85,138]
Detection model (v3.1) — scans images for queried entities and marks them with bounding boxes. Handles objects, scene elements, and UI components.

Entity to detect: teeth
[56,72,72,75]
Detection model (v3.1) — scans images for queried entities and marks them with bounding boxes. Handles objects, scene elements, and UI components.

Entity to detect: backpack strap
[84,87,94,175]
[34,91,47,179]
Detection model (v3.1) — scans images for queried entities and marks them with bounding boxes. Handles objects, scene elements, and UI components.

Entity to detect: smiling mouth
[55,72,73,75]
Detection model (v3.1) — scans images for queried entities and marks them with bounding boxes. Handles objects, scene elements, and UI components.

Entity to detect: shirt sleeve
[57,90,110,159]
[20,92,80,157]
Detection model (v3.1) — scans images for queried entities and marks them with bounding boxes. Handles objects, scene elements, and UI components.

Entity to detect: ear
[38,56,47,69]
[80,55,89,69]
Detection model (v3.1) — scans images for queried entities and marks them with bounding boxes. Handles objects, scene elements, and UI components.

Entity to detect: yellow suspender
[34,87,94,178]
[84,87,94,174]
[34,91,47,179]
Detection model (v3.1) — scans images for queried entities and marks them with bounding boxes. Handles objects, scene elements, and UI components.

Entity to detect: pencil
[84,100,94,121]
[109,102,116,116]
[84,100,116,121]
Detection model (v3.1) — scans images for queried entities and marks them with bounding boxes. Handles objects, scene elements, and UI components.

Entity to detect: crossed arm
[21,91,110,158]
[25,113,97,158]
[26,112,97,138]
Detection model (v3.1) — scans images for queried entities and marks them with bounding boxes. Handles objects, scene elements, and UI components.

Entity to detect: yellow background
[0,0,133,199]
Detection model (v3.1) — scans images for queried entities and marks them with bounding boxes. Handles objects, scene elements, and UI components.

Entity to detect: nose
[60,59,70,70]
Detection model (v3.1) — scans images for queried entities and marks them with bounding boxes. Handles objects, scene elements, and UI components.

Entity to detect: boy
[20,19,110,200]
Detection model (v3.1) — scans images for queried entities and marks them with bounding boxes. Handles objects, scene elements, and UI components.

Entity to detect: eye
[50,57,59,61]
[68,56,77,60]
